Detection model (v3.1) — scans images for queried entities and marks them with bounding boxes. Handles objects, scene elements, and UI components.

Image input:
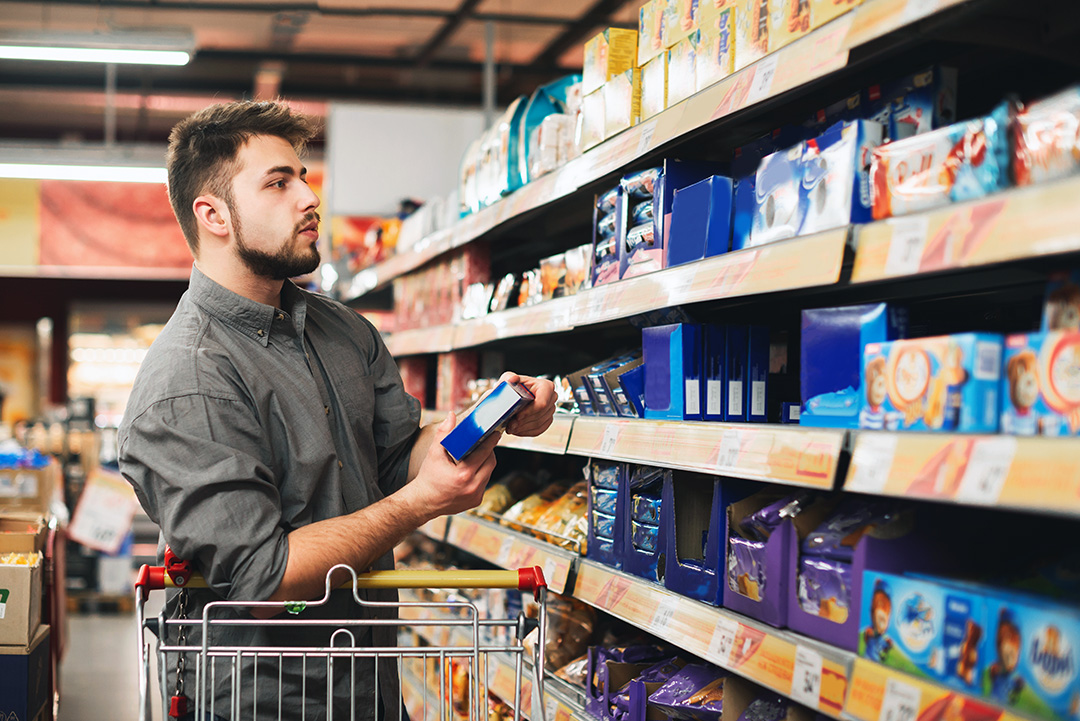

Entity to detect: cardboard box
[640,53,668,121]
[666,36,697,107]
[799,119,883,234]
[620,466,669,583]
[580,88,607,151]
[860,333,1004,433]
[604,68,642,138]
[724,325,749,421]
[663,0,700,48]
[0,552,42,645]
[747,325,769,422]
[639,0,667,66]
[1001,331,1080,436]
[584,28,639,94]
[643,323,703,421]
[703,325,727,421]
[733,0,774,71]
[440,380,534,461]
[0,514,46,554]
[0,462,59,514]
[667,175,734,268]
[587,460,625,569]
[0,624,50,721]
[696,7,735,92]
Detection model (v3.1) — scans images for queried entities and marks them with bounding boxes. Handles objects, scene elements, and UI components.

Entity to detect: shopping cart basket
[136,549,548,721]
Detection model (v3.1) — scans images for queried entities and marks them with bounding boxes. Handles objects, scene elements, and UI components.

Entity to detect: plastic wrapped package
[534,480,589,550]
[598,211,618,238]
[490,273,518,314]
[555,653,590,688]
[801,499,906,560]
[523,594,597,670]
[631,200,655,225]
[739,492,813,541]
[593,511,617,540]
[648,664,727,721]
[591,487,619,515]
[1014,84,1080,186]
[540,253,568,301]
[623,167,661,199]
[598,186,620,213]
[592,460,622,489]
[735,696,789,721]
[476,472,538,515]
[796,556,851,622]
[502,479,574,530]
[626,223,656,252]
[564,244,591,295]
[631,520,660,553]
[728,536,767,601]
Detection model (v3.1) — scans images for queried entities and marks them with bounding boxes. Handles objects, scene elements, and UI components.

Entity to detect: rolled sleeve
[119,393,288,601]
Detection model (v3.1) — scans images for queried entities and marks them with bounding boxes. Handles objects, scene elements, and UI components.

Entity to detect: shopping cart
[135,549,548,721]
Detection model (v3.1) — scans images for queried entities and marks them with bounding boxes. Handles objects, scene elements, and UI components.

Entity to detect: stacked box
[584,28,639,94]
[1001,331,1080,437]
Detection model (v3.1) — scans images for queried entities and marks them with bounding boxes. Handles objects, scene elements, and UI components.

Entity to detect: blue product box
[860,333,1003,433]
[588,356,634,417]
[747,325,769,423]
[602,355,645,418]
[799,119,884,235]
[666,175,735,267]
[859,572,984,688]
[866,66,959,141]
[618,364,647,418]
[621,465,669,583]
[1042,271,1080,332]
[0,625,49,721]
[751,143,805,247]
[982,592,1080,721]
[588,461,625,568]
[441,380,534,461]
[731,178,756,252]
[703,324,726,422]
[643,323,703,421]
[1002,331,1080,437]
[801,304,908,429]
[570,364,597,415]
[593,186,626,286]
[725,326,748,422]
[781,402,800,423]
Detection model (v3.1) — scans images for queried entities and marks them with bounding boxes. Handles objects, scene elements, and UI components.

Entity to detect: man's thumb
[438,411,456,434]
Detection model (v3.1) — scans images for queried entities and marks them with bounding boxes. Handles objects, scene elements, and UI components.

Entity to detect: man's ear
[193,195,230,239]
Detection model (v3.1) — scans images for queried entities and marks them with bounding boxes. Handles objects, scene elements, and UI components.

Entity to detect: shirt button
[277,313,285,320]
[256,329,264,336]
[324,406,329,415]
[338,461,343,469]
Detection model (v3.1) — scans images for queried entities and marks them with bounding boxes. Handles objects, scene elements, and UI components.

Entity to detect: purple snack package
[736,696,789,721]
[801,499,897,561]
[648,664,726,721]
[739,492,813,542]
[727,537,767,601]
[613,657,685,711]
[796,556,852,623]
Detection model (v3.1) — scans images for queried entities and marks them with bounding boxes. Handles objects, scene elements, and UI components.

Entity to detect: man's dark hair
[166,100,318,254]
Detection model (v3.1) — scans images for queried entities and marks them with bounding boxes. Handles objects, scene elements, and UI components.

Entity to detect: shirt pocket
[338,373,376,441]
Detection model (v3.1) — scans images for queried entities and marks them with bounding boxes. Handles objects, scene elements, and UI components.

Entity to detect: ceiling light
[0,143,167,183]
[0,30,194,66]
[0,163,166,183]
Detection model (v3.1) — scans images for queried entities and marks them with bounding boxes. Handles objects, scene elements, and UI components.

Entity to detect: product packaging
[641,53,669,121]
[588,460,626,568]
[1001,331,1080,437]
[747,325,769,422]
[519,74,582,185]
[663,0,702,48]
[648,664,726,721]
[636,160,727,278]
[1014,84,1080,186]
[667,175,735,267]
[640,0,667,66]
[860,333,1003,433]
[0,551,42,645]
[584,28,639,94]
[733,0,773,71]
[703,324,727,421]
[870,101,1013,219]
[724,325,749,422]
[695,6,735,92]
[580,89,607,151]
[644,323,704,420]
[865,65,959,141]
[593,185,624,286]
[666,36,698,107]
[619,364,648,418]
[0,625,50,721]
[800,303,907,428]
[440,381,534,462]
[605,68,643,138]
[622,465,670,582]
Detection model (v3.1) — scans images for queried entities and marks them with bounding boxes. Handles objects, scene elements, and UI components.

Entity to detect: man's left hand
[499,372,557,437]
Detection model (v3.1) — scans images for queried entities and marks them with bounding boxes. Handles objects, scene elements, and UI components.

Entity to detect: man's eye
[271,179,286,188]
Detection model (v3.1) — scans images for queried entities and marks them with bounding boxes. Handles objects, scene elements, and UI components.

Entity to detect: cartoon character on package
[1002,331,1080,437]
[862,578,895,662]
[986,608,1026,705]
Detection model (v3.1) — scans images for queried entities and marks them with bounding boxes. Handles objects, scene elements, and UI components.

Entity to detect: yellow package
[640,53,669,120]
[663,0,701,48]
[638,0,666,66]
[583,28,638,94]
[733,0,774,71]
[603,69,642,138]
[696,7,735,92]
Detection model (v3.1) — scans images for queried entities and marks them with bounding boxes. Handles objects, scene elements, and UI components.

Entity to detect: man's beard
[233,206,321,281]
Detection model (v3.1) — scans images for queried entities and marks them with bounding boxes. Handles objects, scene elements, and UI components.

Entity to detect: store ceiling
[0,0,637,143]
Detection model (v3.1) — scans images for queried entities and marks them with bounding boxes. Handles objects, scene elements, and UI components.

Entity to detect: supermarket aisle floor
[60,606,162,721]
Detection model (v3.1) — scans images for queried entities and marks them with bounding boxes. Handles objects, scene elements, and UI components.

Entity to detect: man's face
[227,134,321,281]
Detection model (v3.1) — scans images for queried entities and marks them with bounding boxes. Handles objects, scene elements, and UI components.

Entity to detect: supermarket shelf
[420,515,451,541]
[385,324,456,356]
[455,296,578,349]
[851,175,1080,283]
[420,409,575,455]
[573,559,852,719]
[567,417,843,489]
[845,657,1026,721]
[845,431,1080,517]
[843,0,970,49]
[443,514,577,595]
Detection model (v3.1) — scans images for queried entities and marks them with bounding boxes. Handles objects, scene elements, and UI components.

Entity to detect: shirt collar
[188,264,307,347]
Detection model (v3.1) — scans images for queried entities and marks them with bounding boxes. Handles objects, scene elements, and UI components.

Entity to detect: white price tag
[878,677,922,721]
[884,215,930,277]
[746,54,780,105]
[543,559,559,587]
[68,470,138,554]
[651,602,677,632]
[636,119,658,155]
[789,645,824,707]
[496,536,515,567]
[544,695,559,721]
[903,0,940,22]
[716,429,741,470]
[600,424,621,455]
[955,437,1016,505]
[846,434,899,493]
[707,617,740,665]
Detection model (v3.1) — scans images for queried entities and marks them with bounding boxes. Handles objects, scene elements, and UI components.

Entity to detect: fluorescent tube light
[0,163,166,183]
[0,30,194,66]
[0,45,190,66]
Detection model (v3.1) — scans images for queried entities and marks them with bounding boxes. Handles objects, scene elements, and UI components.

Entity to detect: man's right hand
[403,411,499,520]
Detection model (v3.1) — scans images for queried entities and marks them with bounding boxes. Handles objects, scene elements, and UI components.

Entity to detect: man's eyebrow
[263,165,307,177]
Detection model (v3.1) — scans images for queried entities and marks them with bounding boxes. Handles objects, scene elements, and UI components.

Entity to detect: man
[118,100,556,720]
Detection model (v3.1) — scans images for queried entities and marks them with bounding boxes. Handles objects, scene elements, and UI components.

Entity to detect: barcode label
[686,380,700,415]
[751,381,766,417]
[707,380,724,415]
[728,381,743,416]
[974,341,1002,381]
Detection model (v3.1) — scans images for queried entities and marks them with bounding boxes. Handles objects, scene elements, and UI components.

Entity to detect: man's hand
[499,372,557,437]
[403,411,500,520]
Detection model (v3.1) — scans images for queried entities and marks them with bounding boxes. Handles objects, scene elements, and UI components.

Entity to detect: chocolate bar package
[599,186,620,213]
[632,519,660,553]
[593,511,617,540]
[870,101,1013,219]
[632,494,662,525]
[728,536,768,601]
[797,556,852,623]
[648,664,726,721]
[801,499,902,561]
[740,492,813,542]
[592,460,622,489]
[1014,84,1080,186]
[592,487,619,515]
[624,167,662,199]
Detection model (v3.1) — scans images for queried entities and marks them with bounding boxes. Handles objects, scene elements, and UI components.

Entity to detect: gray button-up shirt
[119,265,421,720]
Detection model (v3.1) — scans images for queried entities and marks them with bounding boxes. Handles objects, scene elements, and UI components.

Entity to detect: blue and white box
[643,323,703,421]
[440,380,534,461]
